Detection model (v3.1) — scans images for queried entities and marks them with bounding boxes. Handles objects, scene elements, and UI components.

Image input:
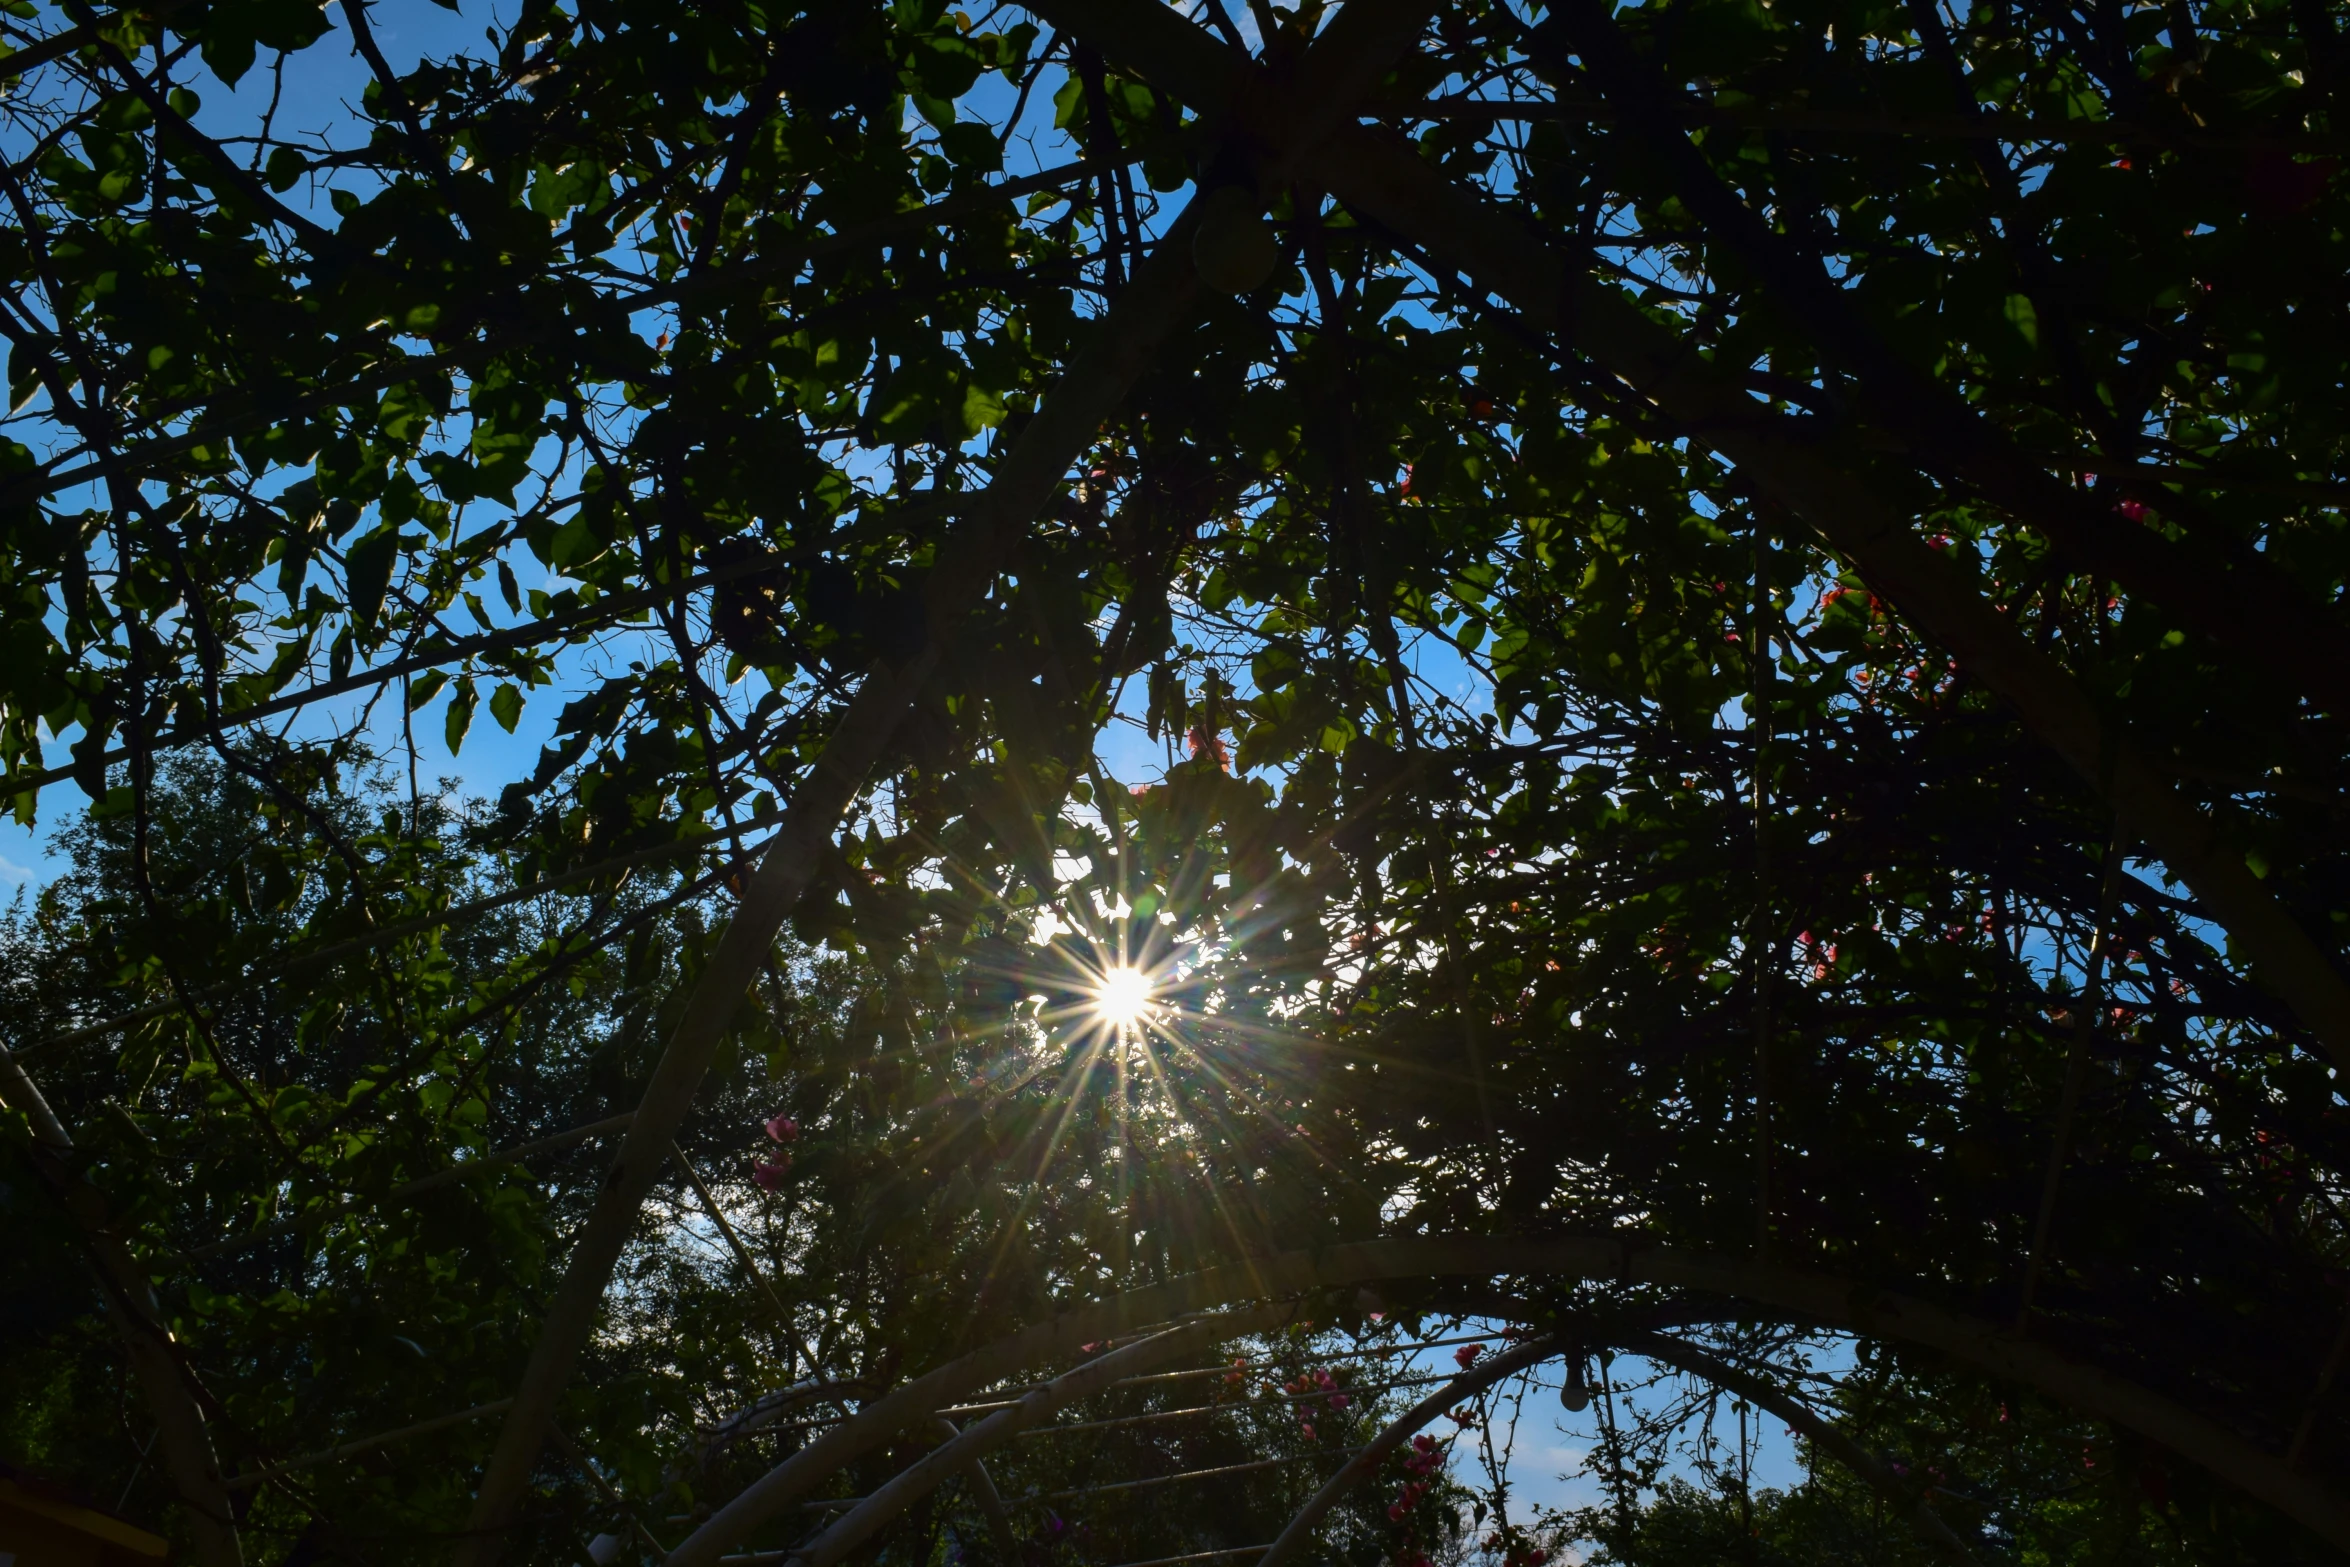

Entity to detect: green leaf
[445,677,477,754]
[2002,293,2039,348]
[200,32,257,87]
[343,525,398,636]
[959,380,1006,434]
[264,146,306,194]
[489,682,523,733]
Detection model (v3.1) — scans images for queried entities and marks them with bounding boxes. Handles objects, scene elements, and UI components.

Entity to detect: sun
[1092,965,1156,1028]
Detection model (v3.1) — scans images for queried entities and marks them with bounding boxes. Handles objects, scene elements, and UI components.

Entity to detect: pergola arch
[1254,1330,1989,1567]
[663,1234,2350,1566]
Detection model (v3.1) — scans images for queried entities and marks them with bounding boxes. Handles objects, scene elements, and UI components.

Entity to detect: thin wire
[1104,1548,1273,1567]
[1026,1446,1370,1503]
[938,1330,1509,1416]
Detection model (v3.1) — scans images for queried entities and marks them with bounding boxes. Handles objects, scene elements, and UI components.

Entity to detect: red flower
[1453,1343,1485,1368]
[2116,498,2147,522]
[752,1156,790,1191]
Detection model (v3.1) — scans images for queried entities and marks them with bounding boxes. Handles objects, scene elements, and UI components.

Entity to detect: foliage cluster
[0,0,2346,1564]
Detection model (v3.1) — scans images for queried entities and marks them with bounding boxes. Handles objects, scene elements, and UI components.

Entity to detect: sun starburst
[1092,964,1156,1028]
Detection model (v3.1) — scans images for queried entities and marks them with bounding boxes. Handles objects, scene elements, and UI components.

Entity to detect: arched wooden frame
[740,1320,1988,1567]
[1256,1328,1987,1567]
[663,1234,2350,1567]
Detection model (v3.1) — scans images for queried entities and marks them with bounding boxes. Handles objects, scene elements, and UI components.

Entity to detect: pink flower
[1328,1393,1350,1409]
[2117,498,2147,522]
[764,1112,799,1143]
[752,1156,789,1191]
[1453,1343,1485,1368]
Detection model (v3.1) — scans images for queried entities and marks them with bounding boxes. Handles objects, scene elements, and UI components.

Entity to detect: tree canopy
[1,0,2348,1565]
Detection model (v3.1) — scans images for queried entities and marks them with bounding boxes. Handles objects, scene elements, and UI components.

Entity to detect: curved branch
[660,1235,2350,1563]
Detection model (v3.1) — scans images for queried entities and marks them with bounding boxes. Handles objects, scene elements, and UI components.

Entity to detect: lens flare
[1093,965,1155,1027]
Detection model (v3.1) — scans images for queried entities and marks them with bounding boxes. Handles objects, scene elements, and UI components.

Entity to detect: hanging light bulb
[1560,1354,1592,1413]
